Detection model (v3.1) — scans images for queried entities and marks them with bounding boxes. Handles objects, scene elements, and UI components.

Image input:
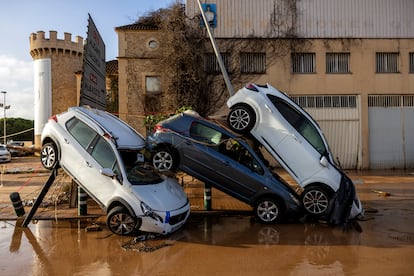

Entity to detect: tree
[0,118,34,142]
[137,2,223,117]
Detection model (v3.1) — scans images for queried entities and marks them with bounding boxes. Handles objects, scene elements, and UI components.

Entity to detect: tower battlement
[30,30,84,59]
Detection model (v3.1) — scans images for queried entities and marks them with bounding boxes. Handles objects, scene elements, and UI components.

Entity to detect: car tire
[301,186,332,218]
[227,105,256,134]
[152,147,177,171]
[106,206,137,236]
[254,198,283,224]
[40,142,59,170]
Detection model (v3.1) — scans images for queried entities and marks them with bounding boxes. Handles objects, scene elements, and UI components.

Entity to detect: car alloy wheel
[302,187,330,216]
[107,206,137,236]
[40,142,58,170]
[254,198,281,223]
[152,148,175,171]
[227,105,256,134]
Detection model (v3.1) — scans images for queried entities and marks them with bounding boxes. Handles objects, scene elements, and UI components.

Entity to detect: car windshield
[119,150,163,185]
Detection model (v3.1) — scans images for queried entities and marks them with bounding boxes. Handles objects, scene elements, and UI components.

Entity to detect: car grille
[169,210,189,225]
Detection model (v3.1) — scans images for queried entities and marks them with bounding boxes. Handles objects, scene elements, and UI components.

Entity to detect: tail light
[245,83,259,92]
[153,124,170,134]
[49,115,58,122]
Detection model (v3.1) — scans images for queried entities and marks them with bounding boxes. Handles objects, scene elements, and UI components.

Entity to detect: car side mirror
[101,168,116,178]
[320,156,329,167]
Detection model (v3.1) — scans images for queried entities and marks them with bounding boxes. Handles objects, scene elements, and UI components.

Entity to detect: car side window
[90,137,119,174]
[267,95,327,155]
[218,138,264,175]
[66,118,97,149]
[190,122,222,145]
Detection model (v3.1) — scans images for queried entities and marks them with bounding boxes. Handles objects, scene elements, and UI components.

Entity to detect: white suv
[227,83,363,223]
[40,106,190,235]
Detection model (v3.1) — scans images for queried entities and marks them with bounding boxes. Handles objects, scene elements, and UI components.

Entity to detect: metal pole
[23,168,58,227]
[1,91,6,145]
[204,183,212,211]
[78,186,88,215]
[196,0,234,97]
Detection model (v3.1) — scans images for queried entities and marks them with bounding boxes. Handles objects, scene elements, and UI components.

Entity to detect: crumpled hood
[131,177,188,211]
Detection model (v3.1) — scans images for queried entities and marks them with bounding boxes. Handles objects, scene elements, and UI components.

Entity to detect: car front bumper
[328,174,363,225]
[138,200,191,235]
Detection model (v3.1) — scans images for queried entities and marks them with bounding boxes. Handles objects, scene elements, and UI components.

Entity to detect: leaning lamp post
[0,91,10,145]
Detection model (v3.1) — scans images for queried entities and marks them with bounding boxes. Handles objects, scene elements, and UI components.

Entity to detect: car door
[181,121,264,202]
[77,135,121,206]
[265,95,330,185]
[214,139,267,202]
[61,117,98,182]
[178,121,223,177]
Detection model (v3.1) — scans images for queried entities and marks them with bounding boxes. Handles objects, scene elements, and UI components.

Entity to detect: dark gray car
[147,111,302,224]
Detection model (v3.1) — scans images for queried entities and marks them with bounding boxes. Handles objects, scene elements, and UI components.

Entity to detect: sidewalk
[1,156,414,221]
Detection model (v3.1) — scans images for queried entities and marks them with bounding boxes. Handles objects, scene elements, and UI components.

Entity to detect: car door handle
[185,140,192,145]
[222,161,230,167]
[264,104,272,113]
[84,160,92,167]
[291,134,300,143]
[64,138,69,144]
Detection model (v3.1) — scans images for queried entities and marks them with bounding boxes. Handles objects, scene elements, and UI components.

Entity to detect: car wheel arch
[302,183,335,196]
[107,198,137,219]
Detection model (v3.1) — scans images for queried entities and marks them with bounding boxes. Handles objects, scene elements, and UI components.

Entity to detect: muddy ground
[0,157,414,275]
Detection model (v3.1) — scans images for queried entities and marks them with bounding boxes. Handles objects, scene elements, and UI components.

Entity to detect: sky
[0,0,180,120]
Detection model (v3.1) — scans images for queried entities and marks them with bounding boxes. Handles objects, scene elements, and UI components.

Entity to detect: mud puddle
[1,212,414,276]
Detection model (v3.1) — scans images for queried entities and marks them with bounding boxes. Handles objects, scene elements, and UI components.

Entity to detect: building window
[240,53,266,74]
[204,53,230,73]
[409,53,414,73]
[291,53,315,73]
[148,39,158,49]
[376,52,399,73]
[291,95,357,108]
[326,53,350,73]
[145,76,161,94]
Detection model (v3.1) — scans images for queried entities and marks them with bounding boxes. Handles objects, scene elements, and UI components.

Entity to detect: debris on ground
[371,190,391,197]
[121,233,173,252]
[85,223,102,232]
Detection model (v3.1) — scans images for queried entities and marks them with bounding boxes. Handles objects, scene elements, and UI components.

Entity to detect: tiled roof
[115,23,159,31]
[106,60,118,75]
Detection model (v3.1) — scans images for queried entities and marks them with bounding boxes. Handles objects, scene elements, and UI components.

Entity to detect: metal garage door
[291,95,360,169]
[368,95,414,169]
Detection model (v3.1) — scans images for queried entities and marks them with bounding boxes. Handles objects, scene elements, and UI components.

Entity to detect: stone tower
[29,31,84,147]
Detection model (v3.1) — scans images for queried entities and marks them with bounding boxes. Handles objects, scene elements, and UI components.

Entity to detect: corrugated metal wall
[368,95,414,169]
[186,0,414,38]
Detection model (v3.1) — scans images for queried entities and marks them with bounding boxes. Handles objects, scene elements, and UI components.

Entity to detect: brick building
[115,0,414,169]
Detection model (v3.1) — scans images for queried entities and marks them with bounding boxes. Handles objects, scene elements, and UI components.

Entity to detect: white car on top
[226,83,363,223]
[40,106,190,236]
